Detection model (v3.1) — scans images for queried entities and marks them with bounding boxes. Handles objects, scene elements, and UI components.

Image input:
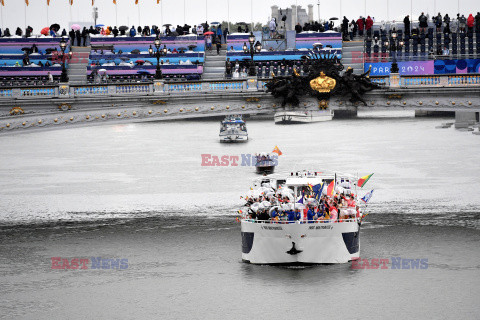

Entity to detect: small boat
[240,171,366,265]
[255,153,277,174]
[219,115,248,142]
[274,109,333,124]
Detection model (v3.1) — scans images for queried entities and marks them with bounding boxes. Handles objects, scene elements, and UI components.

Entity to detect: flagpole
[161,0,164,35]
[184,0,186,25]
[24,1,27,32]
[138,2,141,27]
[115,2,118,27]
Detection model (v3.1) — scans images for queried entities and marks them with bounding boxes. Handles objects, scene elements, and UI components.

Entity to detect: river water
[0,112,479,319]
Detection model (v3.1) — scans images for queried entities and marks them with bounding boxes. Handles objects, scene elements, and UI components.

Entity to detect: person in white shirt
[269,18,277,38]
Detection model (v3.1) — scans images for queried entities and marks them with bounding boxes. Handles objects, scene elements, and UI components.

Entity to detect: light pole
[389,30,403,73]
[59,37,70,83]
[149,36,168,80]
[243,32,262,76]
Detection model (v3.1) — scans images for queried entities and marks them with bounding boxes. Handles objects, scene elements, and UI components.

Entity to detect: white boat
[219,115,248,142]
[274,109,333,124]
[241,171,362,265]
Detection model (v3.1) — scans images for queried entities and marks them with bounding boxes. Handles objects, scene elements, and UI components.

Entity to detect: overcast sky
[0,0,478,32]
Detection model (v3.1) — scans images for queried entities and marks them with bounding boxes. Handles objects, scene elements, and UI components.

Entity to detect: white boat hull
[274,110,333,124]
[219,133,248,142]
[241,219,360,264]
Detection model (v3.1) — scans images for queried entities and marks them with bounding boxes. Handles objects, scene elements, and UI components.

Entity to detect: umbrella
[210,22,220,25]
[119,56,130,61]
[135,60,145,65]
[95,24,105,28]
[137,69,150,75]
[45,48,57,53]
[131,49,140,54]
[188,45,197,50]
[98,69,107,73]
[163,24,172,27]
[41,27,50,36]
[50,24,60,31]
[237,22,248,25]
[119,26,128,31]
[177,47,187,51]
[71,24,81,31]
[204,31,214,35]
[21,47,33,52]
[329,17,339,21]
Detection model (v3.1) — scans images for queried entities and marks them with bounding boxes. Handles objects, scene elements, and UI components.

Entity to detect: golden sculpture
[9,107,24,115]
[310,71,336,93]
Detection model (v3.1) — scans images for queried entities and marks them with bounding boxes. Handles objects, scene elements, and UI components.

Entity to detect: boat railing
[242,218,358,224]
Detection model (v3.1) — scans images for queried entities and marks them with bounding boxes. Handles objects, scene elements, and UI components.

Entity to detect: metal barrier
[208,81,244,91]
[116,84,151,94]
[0,88,13,97]
[73,85,108,96]
[166,82,203,93]
[242,218,358,224]
[448,75,480,86]
[20,87,56,97]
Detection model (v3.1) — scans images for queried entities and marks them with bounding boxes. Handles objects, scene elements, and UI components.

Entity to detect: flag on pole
[326,180,334,196]
[1,0,4,6]
[92,0,95,5]
[135,0,139,4]
[69,0,73,6]
[272,146,282,156]
[113,0,116,4]
[25,0,29,6]
[157,0,161,3]
[312,183,324,200]
[361,190,374,203]
[357,173,374,188]
[47,0,50,6]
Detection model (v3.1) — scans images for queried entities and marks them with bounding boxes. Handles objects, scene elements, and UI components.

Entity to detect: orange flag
[272,146,282,156]
[92,0,94,5]
[70,0,73,5]
[25,0,29,6]
[113,0,116,4]
[1,0,4,6]
[157,0,161,3]
[135,0,138,4]
[47,0,50,6]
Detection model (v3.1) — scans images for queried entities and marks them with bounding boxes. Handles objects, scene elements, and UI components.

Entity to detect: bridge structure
[0,73,479,134]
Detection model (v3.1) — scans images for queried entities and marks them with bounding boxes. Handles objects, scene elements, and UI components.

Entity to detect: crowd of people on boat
[242,181,359,223]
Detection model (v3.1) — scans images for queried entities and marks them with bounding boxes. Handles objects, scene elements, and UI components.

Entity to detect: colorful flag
[157,0,161,3]
[47,0,50,6]
[69,0,73,5]
[326,180,334,196]
[1,0,4,6]
[357,173,374,188]
[135,0,138,4]
[312,183,324,200]
[25,0,29,5]
[361,190,374,203]
[92,0,94,5]
[113,0,116,4]
[272,146,282,156]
